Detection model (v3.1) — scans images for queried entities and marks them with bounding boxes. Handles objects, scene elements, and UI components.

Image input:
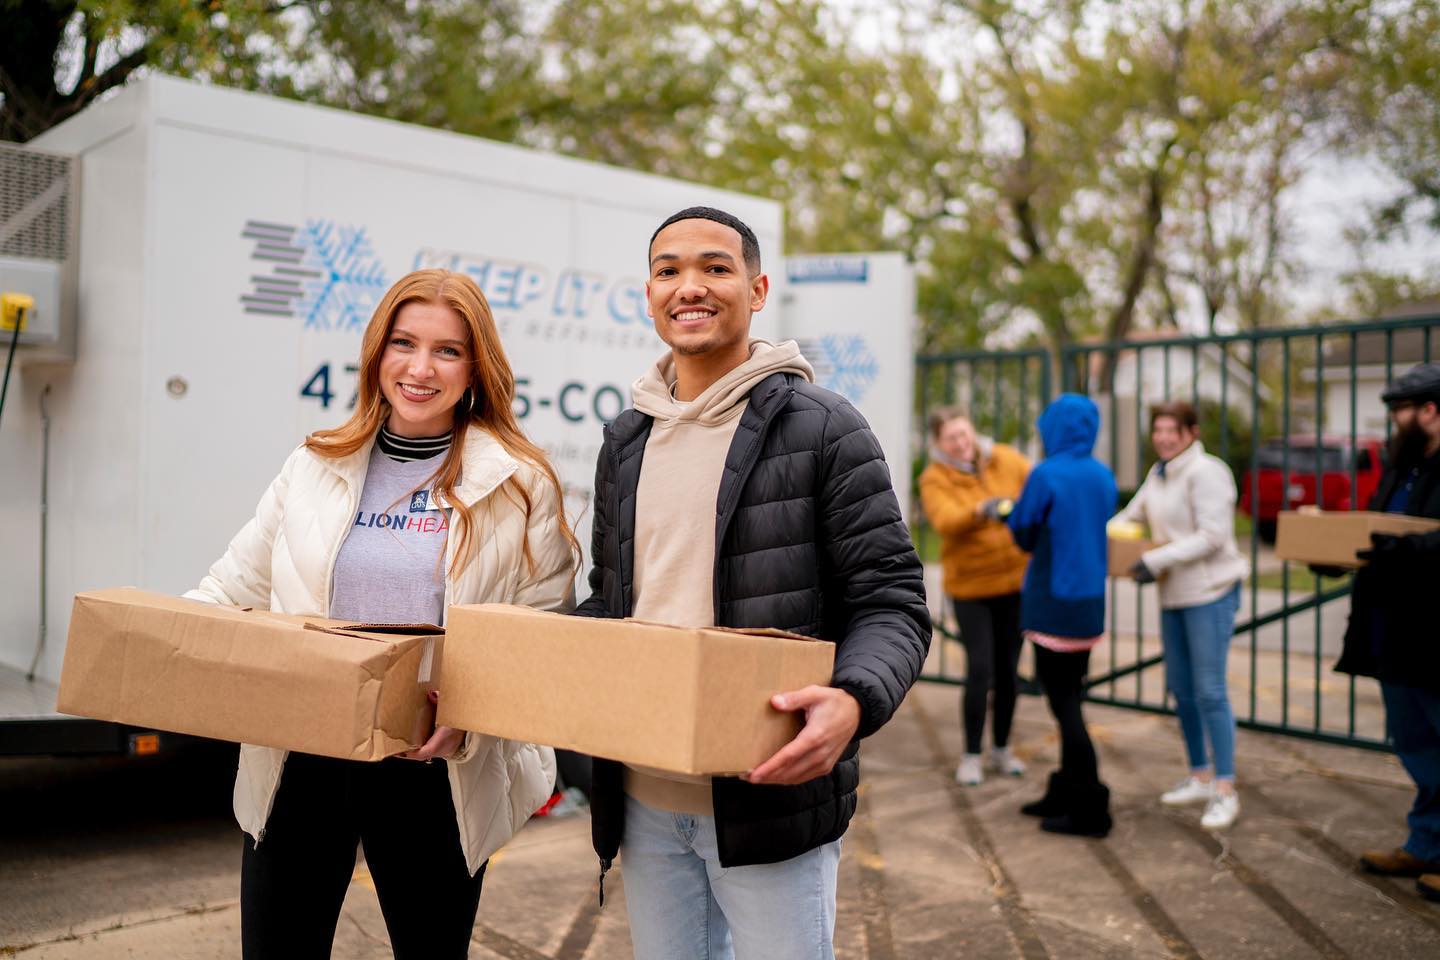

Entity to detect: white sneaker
[988,747,1026,777]
[956,753,984,786]
[1160,776,1213,806]
[1201,792,1240,829]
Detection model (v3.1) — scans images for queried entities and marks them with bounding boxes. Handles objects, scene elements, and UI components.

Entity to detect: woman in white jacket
[1112,401,1248,830]
[187,269,579,960]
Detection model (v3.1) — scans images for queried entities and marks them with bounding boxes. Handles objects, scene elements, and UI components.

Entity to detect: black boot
[1020,771,1071,818]
[1041,783,1112,838]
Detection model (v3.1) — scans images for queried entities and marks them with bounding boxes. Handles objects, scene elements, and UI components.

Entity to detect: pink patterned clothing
[1025,630,1104,654]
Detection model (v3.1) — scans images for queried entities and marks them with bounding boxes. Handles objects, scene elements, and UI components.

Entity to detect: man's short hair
[649,206,762,276]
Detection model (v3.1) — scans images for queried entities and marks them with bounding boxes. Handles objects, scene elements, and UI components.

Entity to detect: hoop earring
[460,387,480,417]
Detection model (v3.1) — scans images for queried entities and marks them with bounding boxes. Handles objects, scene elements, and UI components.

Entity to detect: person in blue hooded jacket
[1004,393,1118,837]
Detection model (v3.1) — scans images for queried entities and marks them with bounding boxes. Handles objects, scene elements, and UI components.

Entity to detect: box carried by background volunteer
[1275,509,1440,568]
[1107,537,1162,577]
[1106,520,1162,577]
[438,604,836,776]
[58,588,439,760]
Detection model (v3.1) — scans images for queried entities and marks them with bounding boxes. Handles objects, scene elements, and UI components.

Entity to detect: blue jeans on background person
[1160,582,1241,780]
[620,794,841,960]
[1380,681,1440,863]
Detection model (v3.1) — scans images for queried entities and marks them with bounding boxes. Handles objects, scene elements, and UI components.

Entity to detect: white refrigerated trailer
[0,76,914,754]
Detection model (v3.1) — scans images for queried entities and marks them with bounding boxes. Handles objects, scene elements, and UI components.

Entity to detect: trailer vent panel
[0,143,73,262]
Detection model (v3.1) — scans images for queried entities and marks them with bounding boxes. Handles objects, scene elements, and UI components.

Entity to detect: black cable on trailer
[0,304,24,428]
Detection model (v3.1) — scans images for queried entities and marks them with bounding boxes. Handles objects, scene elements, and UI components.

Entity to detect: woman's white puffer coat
[184,428,575,875]
[1113,440,1250,610]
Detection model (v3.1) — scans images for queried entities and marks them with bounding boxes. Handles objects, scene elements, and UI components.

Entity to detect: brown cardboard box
[58,588,439,760]
[1274,510,1440,568]
[1108,537,1160,577]
[438,604,837,776]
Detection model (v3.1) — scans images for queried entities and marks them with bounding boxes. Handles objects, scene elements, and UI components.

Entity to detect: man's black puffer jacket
[1335,448,1440,690]
[573,372,931,870]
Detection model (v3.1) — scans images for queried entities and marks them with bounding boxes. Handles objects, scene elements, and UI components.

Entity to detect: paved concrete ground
[4,682,1437,958]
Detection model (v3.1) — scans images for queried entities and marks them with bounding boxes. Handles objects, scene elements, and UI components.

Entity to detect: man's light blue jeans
[620,795,841,960]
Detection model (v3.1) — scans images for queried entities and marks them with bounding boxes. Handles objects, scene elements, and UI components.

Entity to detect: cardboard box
[58,588,440,760]
[1274,510,1440,568]
[1108,537,1160,578]
[438,604,836,776]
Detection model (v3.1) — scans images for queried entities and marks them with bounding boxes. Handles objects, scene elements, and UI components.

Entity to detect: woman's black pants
[240,752,486,960]
[952,593,1024,754]
[1032,644,1101,788]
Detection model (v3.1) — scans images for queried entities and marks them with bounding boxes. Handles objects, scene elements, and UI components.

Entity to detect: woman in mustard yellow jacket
[919,407,1032,786]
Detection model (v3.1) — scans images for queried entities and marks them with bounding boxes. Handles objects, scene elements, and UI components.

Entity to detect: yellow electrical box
[2,292,35,332]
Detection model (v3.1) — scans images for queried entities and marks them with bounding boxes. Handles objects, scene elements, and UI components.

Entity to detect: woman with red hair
[188,269,579,959]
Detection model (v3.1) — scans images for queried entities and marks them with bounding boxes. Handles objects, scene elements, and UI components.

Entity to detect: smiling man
[572,207,931,959]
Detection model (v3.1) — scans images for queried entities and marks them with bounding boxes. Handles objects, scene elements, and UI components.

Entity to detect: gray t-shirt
[329,448,449,626]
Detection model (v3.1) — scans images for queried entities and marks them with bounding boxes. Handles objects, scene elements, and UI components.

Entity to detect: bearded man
[1324,363,1440,902]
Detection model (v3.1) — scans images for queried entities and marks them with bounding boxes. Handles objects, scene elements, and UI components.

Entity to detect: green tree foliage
[922,0,1367,357]
[280,1,541,142]
[2,0,1435,354]
[0,0,290,141]
[1309,0,1440,237]
[0,1,546,143]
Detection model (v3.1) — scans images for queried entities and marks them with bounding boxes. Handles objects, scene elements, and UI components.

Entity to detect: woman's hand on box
[402,690,465,761]
[1129,560,1157,584]
[404,725,464,761]
[742,686,861,786]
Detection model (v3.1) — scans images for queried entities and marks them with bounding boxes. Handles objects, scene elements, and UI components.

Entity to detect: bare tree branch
[77,14,100,96]
[50,44,154,127]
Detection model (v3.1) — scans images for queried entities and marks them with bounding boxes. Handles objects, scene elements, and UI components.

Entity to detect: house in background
[1303,301,1440,439]
[1083,331,1269,488]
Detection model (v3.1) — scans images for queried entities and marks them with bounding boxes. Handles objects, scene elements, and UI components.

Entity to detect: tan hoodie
[625,339,815,814]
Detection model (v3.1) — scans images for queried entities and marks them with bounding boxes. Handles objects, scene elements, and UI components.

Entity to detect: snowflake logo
[296,221,388,331]
[239,218,388,331]
[795,335,881,402]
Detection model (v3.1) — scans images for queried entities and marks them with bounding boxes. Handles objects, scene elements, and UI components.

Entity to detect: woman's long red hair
[305,269,580,578]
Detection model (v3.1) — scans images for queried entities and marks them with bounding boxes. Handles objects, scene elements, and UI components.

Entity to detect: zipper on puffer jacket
[610,443,629,619]
[711,379,794,623]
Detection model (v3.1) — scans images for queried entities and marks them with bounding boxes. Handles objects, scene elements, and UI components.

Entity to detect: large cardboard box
[1275,510,1440,568]
[58,588,440,760]
[1108,537,1160,578]
[438,604,837,776]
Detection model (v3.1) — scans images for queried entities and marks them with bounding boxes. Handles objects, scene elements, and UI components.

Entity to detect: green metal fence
[914,314,1440,750]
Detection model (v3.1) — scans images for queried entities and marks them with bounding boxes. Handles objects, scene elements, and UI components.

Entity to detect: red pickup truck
[1239,435,1385,543]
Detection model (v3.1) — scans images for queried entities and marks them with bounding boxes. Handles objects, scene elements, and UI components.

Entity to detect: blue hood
[1008,391,1117,637]
[1039,393,1099,457]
